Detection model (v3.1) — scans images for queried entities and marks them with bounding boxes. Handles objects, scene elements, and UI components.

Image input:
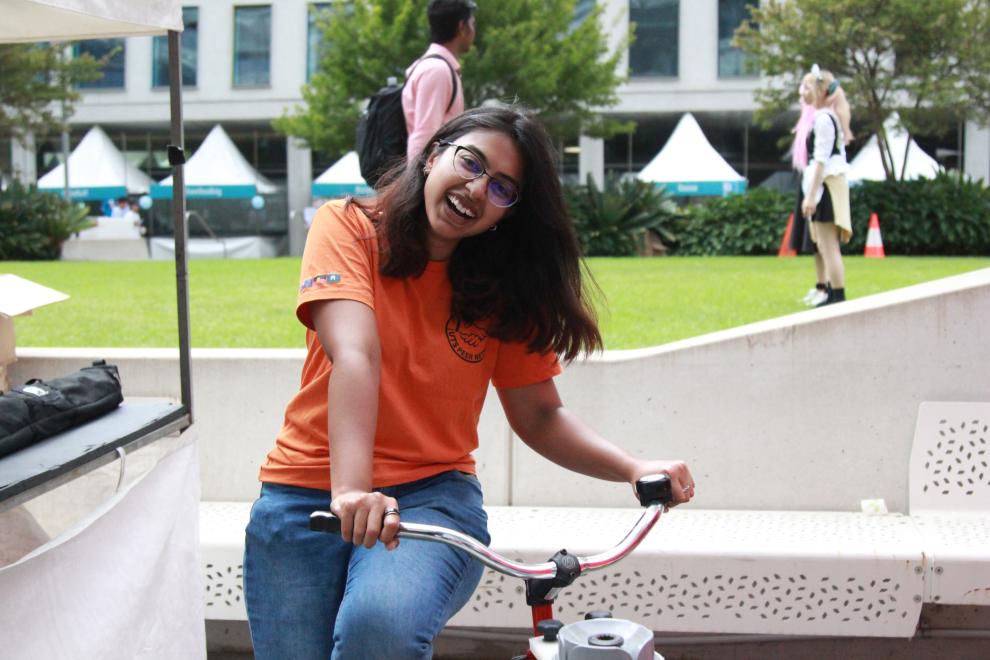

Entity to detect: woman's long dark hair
[353,105,601,361]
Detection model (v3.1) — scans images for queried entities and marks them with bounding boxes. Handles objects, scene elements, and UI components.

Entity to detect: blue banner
[39,185,129,201]
[150,184,258,199]
[654,180,747,197]
[311,182,374,198]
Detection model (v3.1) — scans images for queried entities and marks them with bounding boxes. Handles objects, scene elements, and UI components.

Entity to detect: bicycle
[310,473,673,660]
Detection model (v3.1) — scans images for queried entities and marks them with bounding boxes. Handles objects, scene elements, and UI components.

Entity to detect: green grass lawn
[4,256,989,350]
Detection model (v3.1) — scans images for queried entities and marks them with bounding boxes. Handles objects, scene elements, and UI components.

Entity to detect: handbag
[0,360,123,459]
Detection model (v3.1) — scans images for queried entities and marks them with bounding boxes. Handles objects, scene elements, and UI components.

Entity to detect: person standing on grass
[798,65,852,306]
[402,0,475,162]
[242,105,696,659]
[792,73,854,306]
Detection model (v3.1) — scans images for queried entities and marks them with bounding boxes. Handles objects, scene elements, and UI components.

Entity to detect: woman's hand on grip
[630,460,695,507]
[330,490,401,550]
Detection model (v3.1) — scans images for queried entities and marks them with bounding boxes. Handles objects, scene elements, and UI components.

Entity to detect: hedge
[672,173,990,256]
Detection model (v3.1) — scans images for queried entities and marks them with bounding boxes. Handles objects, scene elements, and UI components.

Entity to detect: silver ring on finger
[383,507,400,518]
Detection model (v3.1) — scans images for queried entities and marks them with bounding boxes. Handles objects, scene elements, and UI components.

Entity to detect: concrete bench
[201,503,926,635]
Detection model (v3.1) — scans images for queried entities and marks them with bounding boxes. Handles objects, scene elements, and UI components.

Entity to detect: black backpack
[355,54,458,188]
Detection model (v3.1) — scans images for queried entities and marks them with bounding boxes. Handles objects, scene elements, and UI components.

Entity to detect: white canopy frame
[0,0,192,419]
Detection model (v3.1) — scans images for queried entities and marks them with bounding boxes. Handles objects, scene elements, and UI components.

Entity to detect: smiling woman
[242,105,695,660]
[420,130,522,259]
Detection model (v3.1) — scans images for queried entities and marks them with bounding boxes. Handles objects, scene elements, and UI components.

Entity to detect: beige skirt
[809,173,852,244]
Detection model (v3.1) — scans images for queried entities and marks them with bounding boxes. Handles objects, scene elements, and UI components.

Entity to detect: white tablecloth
[0,428,205,659]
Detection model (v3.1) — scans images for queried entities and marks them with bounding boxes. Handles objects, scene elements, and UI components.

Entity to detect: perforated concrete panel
[201,503,927,635]
[200,501,250,620]
[909,402,990,605]
[910,402,990,513]
[449,508,925,638]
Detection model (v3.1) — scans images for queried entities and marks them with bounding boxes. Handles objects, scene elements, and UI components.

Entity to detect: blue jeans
[243,470,490,660]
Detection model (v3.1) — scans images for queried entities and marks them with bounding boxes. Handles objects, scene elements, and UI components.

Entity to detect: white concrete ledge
[11,267,990,510]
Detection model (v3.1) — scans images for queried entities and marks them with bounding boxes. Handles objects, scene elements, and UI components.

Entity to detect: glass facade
[306,3,331,81]
[629,0,679,78]
[152,6,199,87]
[572,0,597,28]
[74,39,125,88]
[234,5,272,87]
[718,0,755,77]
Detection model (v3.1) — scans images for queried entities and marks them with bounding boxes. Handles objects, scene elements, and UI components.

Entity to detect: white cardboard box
[0,274,69,389]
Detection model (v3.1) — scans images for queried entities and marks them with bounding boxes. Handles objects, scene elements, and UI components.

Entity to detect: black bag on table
[0,360,123,459]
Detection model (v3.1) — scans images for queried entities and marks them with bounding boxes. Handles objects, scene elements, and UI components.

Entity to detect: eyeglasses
[438,140,520,208]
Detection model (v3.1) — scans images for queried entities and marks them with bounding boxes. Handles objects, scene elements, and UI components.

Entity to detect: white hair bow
[810,63,823,80]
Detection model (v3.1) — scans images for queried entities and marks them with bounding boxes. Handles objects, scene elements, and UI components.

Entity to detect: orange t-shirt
[259,200,561,491]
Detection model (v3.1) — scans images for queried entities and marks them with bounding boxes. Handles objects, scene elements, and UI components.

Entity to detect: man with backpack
[355,0,476,187]
[402,0,476,161]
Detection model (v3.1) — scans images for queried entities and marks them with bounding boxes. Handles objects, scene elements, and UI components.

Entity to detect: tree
[0,43,102,143]
[274,0,630,157]
[733,0,990,180]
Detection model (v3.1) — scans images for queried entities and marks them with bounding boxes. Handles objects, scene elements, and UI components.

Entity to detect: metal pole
[60,45,70,201]
[145,132,152,177]
[168,30,193,421]
[743,121,749,180]
[121,131,128,193]
[61,125,70,201]
[627,132,633,173]
[958,119,964,183]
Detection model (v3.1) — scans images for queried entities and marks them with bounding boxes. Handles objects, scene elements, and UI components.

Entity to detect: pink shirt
[402,43,464,162]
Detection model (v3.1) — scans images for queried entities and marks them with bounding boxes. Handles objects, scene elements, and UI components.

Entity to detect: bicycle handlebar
[308,474,672,581]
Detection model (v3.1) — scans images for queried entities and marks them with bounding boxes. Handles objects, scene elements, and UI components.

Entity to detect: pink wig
[791,102,816,170]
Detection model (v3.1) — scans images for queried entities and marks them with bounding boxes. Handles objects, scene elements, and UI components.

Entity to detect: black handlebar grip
[309,511,342,534]
[635,474,673,506]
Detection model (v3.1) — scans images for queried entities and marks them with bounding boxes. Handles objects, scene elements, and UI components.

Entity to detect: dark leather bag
[0,360,123,459]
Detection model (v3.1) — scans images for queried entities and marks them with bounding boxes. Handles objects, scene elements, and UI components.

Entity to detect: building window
[307,3,331,81]
[718,0,755,77]
[572,0,596,28]
[74,39,125,88]
[153,7,199,87]
[629,0,679,78]
[234,5,272,87]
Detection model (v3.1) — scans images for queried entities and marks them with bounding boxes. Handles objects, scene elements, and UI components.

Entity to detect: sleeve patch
[300,273,342,292]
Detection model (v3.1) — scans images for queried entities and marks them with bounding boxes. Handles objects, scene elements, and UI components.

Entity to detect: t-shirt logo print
[445,317,487,363]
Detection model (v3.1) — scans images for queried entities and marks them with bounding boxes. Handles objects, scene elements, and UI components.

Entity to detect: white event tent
[312,151,373,198]
[37,126,153,201]
[638,113,746,197]
[151,124,276,199]
[849,114,941,183]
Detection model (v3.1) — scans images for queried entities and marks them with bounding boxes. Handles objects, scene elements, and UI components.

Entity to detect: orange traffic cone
[778,213,797,257]
[864,212,885,258]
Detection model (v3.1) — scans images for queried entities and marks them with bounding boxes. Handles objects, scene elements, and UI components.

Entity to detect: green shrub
[673,187,793,256]
[0,181,92,260]
[565,175,678,256]
[848,173,990,255]
[671,174,990,256]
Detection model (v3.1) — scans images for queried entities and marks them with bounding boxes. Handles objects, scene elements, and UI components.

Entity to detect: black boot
[816,286,845,307]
